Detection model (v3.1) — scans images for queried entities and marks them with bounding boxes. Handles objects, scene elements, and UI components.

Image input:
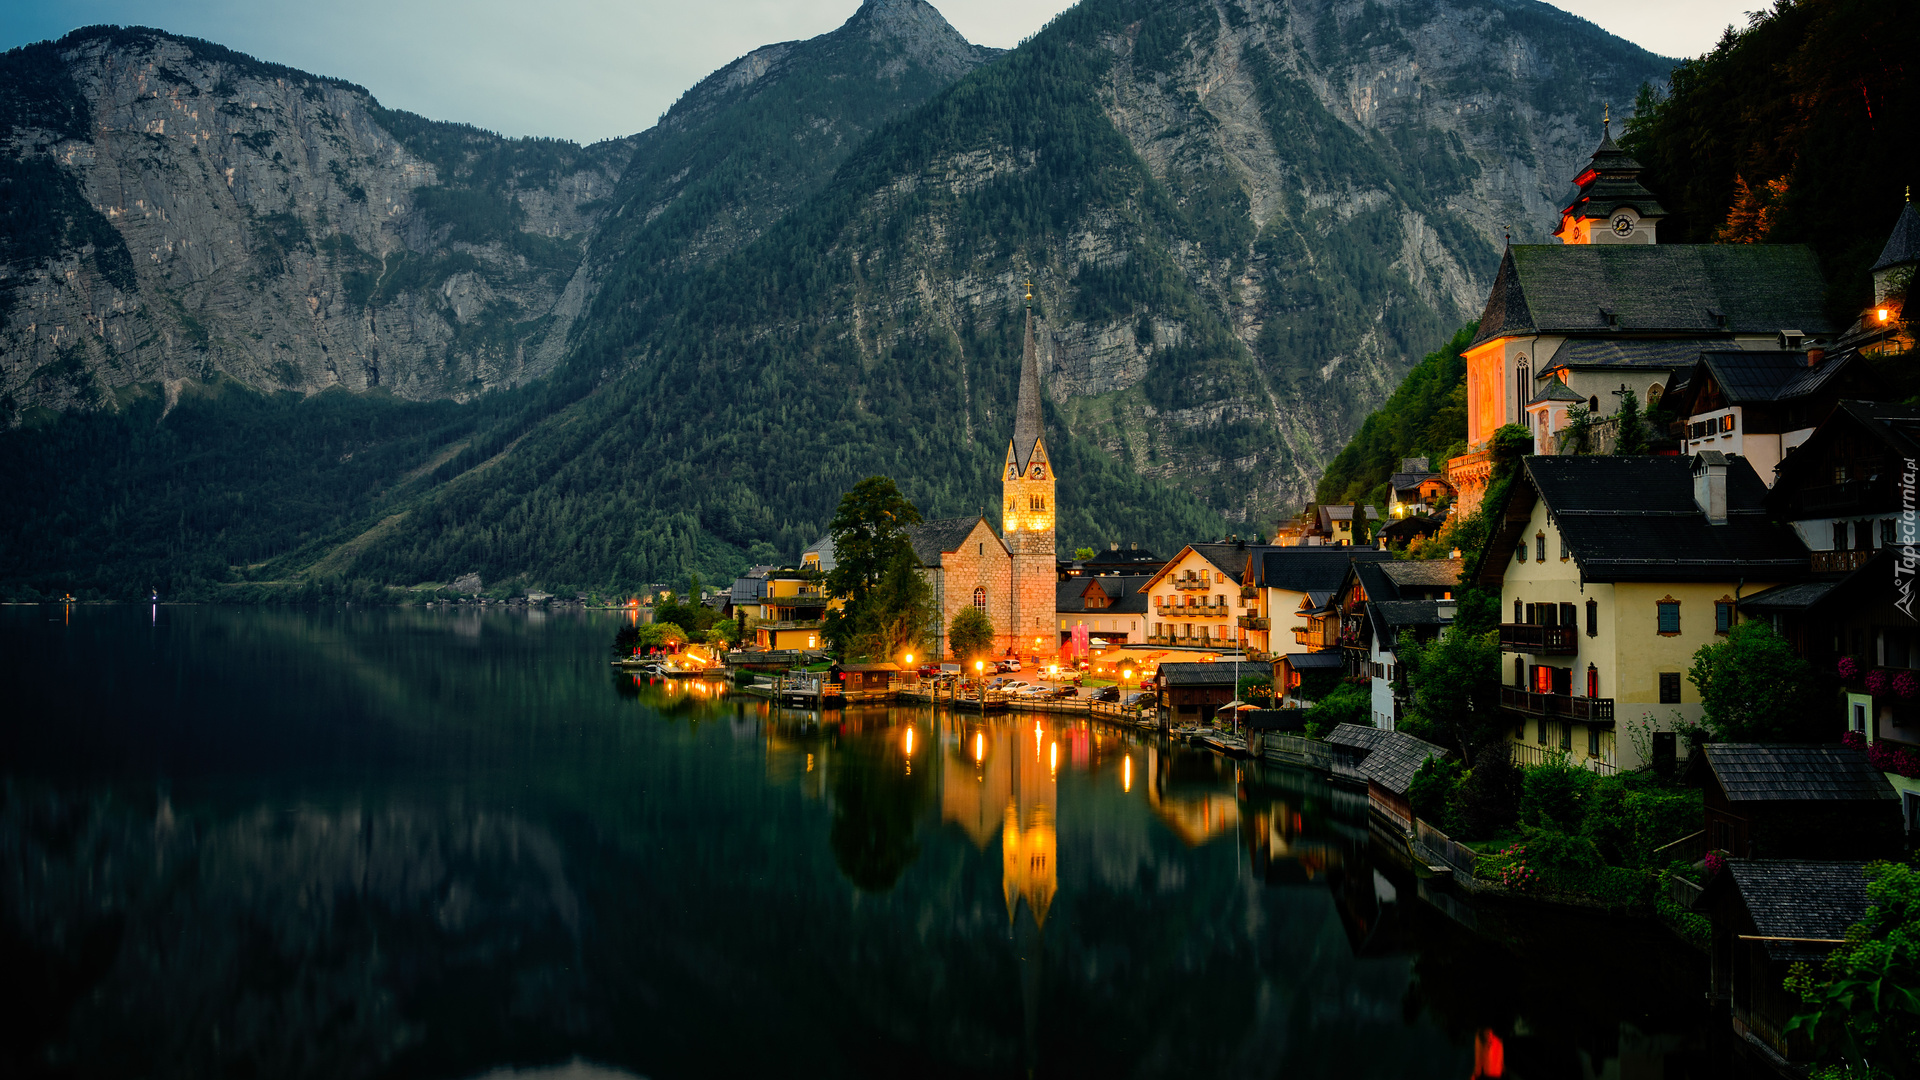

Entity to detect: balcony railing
[1500,686,1614,721]
[756,619,825,631]
[1812,549,1875,574]
[1240,585,1259,599]
[1173,578,1211,590]
[1498,623,1577,655]
[1510,740,1616,774]
[1237,616,1270,630]
[1294,629,1318,645]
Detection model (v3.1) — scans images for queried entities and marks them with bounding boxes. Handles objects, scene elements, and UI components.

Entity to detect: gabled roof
[1278,650,1345,670]
[1378,516,1441,542]
[1324,724,1448,795]
[1471,245,1833,347]
[801,535,837,573]
[1143,543,1270,588]
[1252,548,1392,593]
[1056,574,1151,615]
[1735,580,1835,613]
[1481,456,1807,586]
[1687,350,1854,408]
[1528,376,1585,406]
[906,517,1000,568]
[1379,559,1464,590]
[1157,662,1239,686]
[1874,201,1920,273]
[1692,743,1896,803]
[1388,470,1444,493]
[1321,505,1382,522]
[1701,860,1868,962]
[729,577,766,603]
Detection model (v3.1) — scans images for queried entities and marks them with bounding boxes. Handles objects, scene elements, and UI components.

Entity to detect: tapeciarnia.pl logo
[1900,457,1918,621]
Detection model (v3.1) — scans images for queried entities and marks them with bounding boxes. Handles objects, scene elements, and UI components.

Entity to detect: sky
[1,0,1763,145]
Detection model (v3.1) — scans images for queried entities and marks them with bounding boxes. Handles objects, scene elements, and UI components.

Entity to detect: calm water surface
[3,605,1726,1079]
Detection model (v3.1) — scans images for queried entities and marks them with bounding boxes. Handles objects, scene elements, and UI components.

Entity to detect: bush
[1450,748,1521,840]
[1521,757,1595,830]
[1304,681,1369,738]
[1409,756,1466,831]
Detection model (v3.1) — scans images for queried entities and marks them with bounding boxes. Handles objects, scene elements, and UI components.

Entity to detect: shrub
[1450,747,1521,839]
[1521,758,1595,830]
[1409,756,1466,831]
[1303,681,1369,738]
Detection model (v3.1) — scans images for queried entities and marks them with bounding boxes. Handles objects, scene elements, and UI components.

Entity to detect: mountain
[0,0,1675,597]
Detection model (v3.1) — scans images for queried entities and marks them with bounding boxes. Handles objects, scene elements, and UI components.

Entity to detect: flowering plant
[1867,740,1920,778]
[1896,670,1920,700]
[1837,656,1861,681]
[1488,843,1538,891]
[1703,851,1726,878]
[1866,669,1892,697]
[1841,730,1867,752]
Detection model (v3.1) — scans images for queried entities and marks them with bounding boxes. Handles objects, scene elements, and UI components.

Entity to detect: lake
[2,604,1735,1079]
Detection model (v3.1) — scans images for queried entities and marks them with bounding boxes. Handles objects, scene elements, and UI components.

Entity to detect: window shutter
[1586,599,1598,637]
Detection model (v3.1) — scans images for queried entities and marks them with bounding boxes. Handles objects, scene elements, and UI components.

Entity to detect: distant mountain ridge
[0,0,1678,596]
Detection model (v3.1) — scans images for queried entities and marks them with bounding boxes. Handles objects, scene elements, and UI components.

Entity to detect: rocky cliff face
[0,27,637,415]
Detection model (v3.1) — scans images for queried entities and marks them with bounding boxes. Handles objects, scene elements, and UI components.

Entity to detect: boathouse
[834,662,904,693]
[1687,743,1902,860]
[1695,859,1868,1065]
[1154,662,1240,725]
[1325,723,1448,830]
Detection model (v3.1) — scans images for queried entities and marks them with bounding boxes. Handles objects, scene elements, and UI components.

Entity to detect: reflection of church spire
[1000,721,1057,930]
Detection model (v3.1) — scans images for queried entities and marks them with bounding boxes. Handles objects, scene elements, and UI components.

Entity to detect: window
[1559,534,1569,560]
[1516,543,1527,564]
[1833,522,1848,551]
[1715,600,1734,635]
[1886,519,1899,546]
[1586,598,1598,637]
[978,542,985,556]
[1722,413,1736,433]
[1588,727,1601,756]
[1659,671,1682,704]
[1534,665,1553,693]
[1560,723,1573,751]
[1515,657,1526,687]
[1656,599,1680,636]
[1589,395,1600,412]
[1537,718,1549,745]
[1535,533,1547,562]
[1514,600,1523,623]
[973,587,987,612]
[1560,602,1577,629]
[1586,664,1599,698]
[1525,603,1536,624]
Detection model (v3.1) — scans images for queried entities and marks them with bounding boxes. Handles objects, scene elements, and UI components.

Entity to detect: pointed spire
[1011,303,1045,472]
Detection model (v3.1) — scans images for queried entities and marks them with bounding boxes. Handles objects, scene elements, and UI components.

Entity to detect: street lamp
[976,659,985,712]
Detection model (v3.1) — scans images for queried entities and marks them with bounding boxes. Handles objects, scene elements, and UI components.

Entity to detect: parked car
[996,659,1022,673]
[1088,686,1120,703]
[1046,685,1079,700]
[1123,692,1154,708]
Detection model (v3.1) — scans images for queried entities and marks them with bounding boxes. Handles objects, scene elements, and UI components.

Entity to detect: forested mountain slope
[348,0,1671,588]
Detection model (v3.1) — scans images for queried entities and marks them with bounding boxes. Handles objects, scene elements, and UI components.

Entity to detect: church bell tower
[1004,284,1056,658]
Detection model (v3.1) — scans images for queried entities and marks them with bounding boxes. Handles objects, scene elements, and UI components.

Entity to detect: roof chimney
[1110,542,1119,551]
[1806,347,1826,368]
[1692,451,1729,525]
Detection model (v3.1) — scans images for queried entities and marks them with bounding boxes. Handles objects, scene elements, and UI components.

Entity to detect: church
[906,292,1058,662]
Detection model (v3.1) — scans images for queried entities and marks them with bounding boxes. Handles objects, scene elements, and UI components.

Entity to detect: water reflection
[0,606,1743,1078]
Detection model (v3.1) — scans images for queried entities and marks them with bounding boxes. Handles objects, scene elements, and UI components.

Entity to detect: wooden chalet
[1687,743,1902,860]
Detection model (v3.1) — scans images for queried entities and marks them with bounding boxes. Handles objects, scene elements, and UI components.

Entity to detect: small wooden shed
[1325,723,1448,829]
[1695,859,1868,1064]
[834,662,903,691]
[1686,743,1902,860]
[1155,662,1240,724]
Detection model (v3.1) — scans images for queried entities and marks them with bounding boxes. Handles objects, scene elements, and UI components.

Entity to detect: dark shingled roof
[1254,549,1392,593]
[1056,575,1151,615]
[1186,543,1267,581]
[1325,724,1448,795]
[1528,377,1585,406]
[1491,456,1807,582]
[1279,650,1345,670]
[1560,127,1666,223]
[1874,201,1920,273]
[1696,744,1897,802]
[1710,860,1870,962]
[1472,245,1833,347]
[1691,350,1854,406]
[1379,559,1464,589]
[1378,516,1441,542]
[906,517,998,568]
[1157,662,1240,687]
[730,577,765,603]
[1736,581,1835,613]
[1371,600,1455,633]
[1010,310,1046,471]
[1543,336,1720,373]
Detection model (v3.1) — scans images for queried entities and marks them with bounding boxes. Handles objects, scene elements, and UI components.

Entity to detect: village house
[1060,543,1164,579]
[1478,453,1807,772]
[1696,860,1870,1067]
[1237,547,1394,660]
[732,567,833,651]
[1446,119,1833,516]
[1055,573,1151,650]
[1385,458,1451,518]
[1327,558,1465,730]
[1153,662,1242,726]
[1670,349,1869,482]
[1316,504,1381,546]
[1140,542,1269,653]
[1688,743,1903,860]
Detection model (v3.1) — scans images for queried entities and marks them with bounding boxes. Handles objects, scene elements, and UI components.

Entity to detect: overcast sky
[2,0,1761,144]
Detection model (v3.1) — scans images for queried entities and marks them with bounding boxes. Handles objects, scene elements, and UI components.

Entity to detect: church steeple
[1003,284,1056,658]
[1554,104,1666,245]
[1011,285,1046,472]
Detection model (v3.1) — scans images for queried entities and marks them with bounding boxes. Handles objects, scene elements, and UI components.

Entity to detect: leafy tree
[849,551,934,662]
[1450,750,1522,840]
[1073,547,1096,561]
[825,476,922,610]
[1689,621,1826,741]
[653,592,719,636]
[948,605,995,663]
[1304,681,1369,737]
[1788,860,1920,1076]
[1409,756,1467,831]
[1520,757,1596,831]
[1400,626,1505,763]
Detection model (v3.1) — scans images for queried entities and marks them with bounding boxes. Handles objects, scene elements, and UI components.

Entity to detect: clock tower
[1003,286,1056,659]
[1553,106,1665,246]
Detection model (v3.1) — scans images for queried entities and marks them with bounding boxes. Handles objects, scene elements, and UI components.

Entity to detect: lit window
[1657,600,1680,635]
[1586,664,1599,697]
[973,587,987,612]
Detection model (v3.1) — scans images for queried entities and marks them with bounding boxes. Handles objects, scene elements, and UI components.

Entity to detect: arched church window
[1516,360,1531,422]
[1589,396,1599,412]
[973,587,987,612]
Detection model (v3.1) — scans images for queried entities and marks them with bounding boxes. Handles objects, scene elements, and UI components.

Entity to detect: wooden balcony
[1240,585,1260,599]
[1172,578,1211,590]
[1500,686,1614,721]
[1293,629,1318,645]
[1238,616,1270,630]
[1498,623,1577,655]
[1812,549,1875,574]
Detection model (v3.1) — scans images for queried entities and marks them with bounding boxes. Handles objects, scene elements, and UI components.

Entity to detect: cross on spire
[1023,281,1034,306]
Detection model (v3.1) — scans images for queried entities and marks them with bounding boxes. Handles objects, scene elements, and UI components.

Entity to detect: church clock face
[1008,464,1020,481]
[1610,215,1635,237]
[1030,463,1046,480]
